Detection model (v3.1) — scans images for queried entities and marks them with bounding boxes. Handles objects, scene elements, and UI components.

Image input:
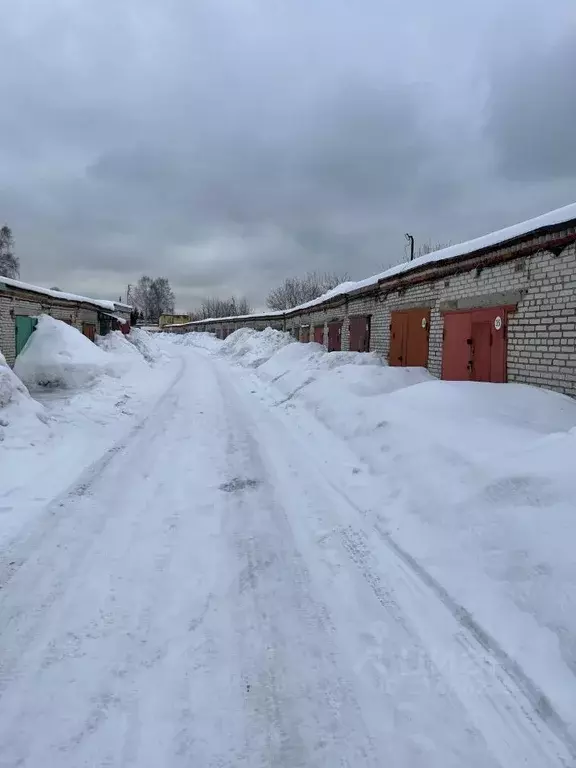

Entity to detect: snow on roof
[185,200,576,325]
[0,276,120,312]
[360,199,576,288]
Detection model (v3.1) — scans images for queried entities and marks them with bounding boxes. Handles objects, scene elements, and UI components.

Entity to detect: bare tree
[415,240,452,259]
[266,271,349,311]
[132,275,175,322]
[199,296,252,319]
[0,226,20,279]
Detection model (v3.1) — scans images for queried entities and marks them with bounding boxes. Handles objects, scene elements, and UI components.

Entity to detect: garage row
[0,277,132,367]
[280,305,507,384]
[169,203,576,398]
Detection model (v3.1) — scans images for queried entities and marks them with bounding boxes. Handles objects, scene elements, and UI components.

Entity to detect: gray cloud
[488,32,576,182]
[1,1,575,310]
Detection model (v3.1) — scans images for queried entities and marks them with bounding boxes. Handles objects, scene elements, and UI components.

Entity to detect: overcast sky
[2,1,575,310]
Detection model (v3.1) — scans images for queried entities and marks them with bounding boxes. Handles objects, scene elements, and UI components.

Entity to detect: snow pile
[95,330,152,375]
[259,340,430,403]
[0,351,48,445]
[257,342,576,724]
[14,315,119,390]
[219,327,294,367]
[96,330,144,360]
[127,328,167,364]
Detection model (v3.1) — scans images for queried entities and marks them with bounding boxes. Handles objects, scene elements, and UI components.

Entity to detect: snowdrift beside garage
[14,315,120,390]
[219,327,294,367]
[128,328,168,364]
[1,326,178,545]
[0,351,48,446]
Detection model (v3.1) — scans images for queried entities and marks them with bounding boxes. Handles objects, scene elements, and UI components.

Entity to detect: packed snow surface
[0,329,575,766]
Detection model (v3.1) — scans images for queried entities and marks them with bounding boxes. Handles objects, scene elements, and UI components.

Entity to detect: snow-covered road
[0,347,573,767]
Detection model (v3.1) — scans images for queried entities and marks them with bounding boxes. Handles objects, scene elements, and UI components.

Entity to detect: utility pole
[405,233,415,261]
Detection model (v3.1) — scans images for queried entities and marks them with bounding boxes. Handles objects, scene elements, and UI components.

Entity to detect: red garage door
[314,325,325,345]
[82,323,96,342]
[349,316,371,352]
[328,321,342,352]
[442,307,509,383]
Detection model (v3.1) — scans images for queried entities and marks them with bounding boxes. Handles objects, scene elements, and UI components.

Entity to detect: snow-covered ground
[0,326,575,766]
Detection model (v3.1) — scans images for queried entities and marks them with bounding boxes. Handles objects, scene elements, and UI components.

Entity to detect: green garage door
[15,316,37,357]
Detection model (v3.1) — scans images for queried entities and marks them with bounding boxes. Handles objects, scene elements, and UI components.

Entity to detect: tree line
[189,271,348,320]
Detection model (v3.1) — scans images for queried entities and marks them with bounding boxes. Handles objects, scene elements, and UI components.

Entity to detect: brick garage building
[171,202,576,398]
[0,278,129,366]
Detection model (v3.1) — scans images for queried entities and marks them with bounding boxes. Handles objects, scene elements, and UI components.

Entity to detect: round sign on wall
[494,316,502,330]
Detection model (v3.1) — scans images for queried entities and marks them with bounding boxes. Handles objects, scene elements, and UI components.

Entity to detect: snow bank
[14,315,119,390]
[259,339,431,401]
[0,351,48,445]
[127,328,168,364]
[96,330,143,360]
[219,327,294,367]
[256,341,576,724]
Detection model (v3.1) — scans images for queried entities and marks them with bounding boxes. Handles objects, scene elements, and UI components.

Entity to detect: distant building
[159,313,193,328]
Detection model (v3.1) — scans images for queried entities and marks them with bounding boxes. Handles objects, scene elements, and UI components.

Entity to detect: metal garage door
[314,326,325,345]
[442,307,508,382]
[15,316,37,357]
[349,316,371,352]
[389,309,430,366]
[82,323,96,342]
[328,321,342,352]
[300,326,310,343]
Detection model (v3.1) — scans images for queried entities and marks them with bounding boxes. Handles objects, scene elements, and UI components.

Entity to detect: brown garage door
[328,321,342,352]
[314,325,325,345]
[300,326,310,343]
[349,316,371,352]
[82,323,96,342]
[389,309,430,366]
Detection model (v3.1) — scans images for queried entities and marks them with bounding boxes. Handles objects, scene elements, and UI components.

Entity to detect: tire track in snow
[227,365,576,768]
[215,368,382,767]
[214,364,501,767]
